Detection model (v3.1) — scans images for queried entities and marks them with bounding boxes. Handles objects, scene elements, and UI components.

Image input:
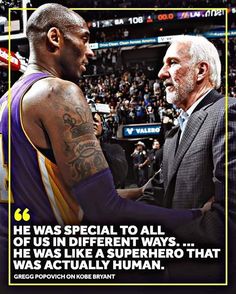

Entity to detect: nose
[158,64,169,80]
[86,44,94,58]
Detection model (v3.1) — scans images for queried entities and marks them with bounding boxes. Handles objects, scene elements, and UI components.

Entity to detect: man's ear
[46,27,62,52]
[196,61,209,83]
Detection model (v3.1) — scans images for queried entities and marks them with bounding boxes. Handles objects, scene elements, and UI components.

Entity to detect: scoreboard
[91,9,226,29]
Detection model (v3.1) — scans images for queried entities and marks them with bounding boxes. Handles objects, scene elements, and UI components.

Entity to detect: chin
[166,93,178,105]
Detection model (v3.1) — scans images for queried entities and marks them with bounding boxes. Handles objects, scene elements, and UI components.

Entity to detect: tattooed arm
[22,77,108,187]
[38,79,108,186]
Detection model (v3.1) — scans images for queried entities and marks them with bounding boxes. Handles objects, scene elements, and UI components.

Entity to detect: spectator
[131,141,149,187]
[148,139,163,177]
[146,103,156,123]
[93,112,128,188]
[135,100,146,123]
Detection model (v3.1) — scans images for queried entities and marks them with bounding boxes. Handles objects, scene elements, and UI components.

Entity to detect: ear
[46,27,62,52]
[196,61,209,83]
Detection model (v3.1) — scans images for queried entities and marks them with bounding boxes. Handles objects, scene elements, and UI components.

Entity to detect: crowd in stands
[92,28,131,43]
[1,35,236,137]
[0,0,23,20]
[0,0,22,14]
[79,69,179,139]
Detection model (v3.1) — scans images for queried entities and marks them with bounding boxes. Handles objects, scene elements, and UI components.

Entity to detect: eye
[169,59,177,65]
[83,36,89,43]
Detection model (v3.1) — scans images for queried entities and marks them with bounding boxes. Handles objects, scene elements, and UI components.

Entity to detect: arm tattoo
[75,105,91,122]
[62,106,108,182]
[69,140,106,181]
[63,113,94,138]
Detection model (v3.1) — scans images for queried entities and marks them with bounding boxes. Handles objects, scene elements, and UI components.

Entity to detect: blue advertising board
[123,124,161,138]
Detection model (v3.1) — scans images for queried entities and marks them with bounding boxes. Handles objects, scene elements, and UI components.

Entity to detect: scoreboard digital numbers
[91,9,226,29]
[92,16,145,28]
[91,14,174,28]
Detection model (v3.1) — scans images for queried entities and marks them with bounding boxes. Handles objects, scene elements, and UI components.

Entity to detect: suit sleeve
[174,100,236,246]
[137,169,165,206]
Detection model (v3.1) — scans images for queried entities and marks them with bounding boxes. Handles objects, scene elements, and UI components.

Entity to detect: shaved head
[25,3,93,82]
[26,3,85,44]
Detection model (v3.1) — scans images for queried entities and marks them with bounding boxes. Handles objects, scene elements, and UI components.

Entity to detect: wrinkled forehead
[164,41,191,62]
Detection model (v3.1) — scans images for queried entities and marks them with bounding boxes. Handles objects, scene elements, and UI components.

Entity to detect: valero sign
[0,47,21,71]
[123,123,161,138]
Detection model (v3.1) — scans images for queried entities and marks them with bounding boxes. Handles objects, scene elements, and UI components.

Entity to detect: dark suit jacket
[140,89,236,282]
[101,142,128,188]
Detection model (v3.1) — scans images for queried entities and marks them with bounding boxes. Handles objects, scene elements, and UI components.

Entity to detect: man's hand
[200,196,215,214]
[141,176,153,194]
[117,187,143,199]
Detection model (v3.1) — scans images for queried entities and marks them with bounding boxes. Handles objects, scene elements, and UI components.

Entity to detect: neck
[180,84,213,111]
[25,60,59,78]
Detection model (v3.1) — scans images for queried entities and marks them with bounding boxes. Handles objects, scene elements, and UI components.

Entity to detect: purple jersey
[0,73,82,226]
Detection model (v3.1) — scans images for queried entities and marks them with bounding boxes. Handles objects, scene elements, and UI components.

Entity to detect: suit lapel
[163,89,224,207]
[171,110,208,178]
[173,89,223,177]
[163,126,179,182]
